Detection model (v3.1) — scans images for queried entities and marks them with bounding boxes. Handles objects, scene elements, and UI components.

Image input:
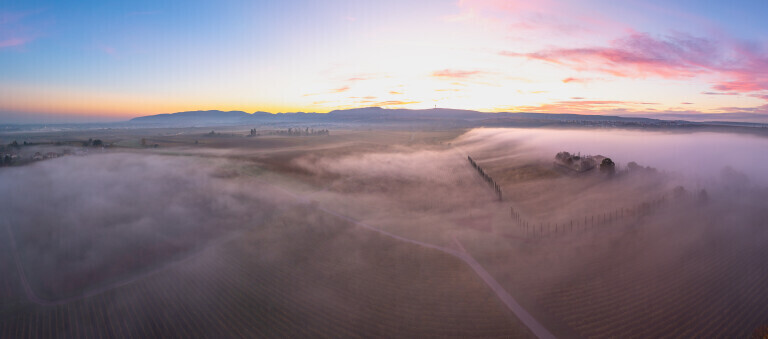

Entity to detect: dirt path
[3,162,556,338]
[268,175,556,339]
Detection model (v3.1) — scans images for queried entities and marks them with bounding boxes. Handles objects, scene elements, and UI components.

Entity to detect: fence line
[509,194,668,239]
[468,155,503,201]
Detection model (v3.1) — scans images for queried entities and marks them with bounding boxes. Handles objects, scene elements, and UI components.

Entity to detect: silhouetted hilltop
[327,107,487,120]
[129,107,677,124]
[122,107,768,133]
[130,110,269,124]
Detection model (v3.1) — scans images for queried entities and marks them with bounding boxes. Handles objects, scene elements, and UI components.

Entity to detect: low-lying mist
[288,127,768,336]
[0,152,285,299]
[458,128,768,185]
[2,126,767,337]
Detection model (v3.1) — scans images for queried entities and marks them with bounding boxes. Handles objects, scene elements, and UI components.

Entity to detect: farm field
[1,203,534,338]
[1,126,767,337]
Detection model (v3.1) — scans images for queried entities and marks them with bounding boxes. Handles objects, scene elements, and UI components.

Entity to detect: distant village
[267,127,330,136]
[0,138,105,167]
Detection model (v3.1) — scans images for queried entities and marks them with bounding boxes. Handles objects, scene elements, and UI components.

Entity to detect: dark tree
[673,186,687,198]
[697,189,709,204]
[600,158,615,175]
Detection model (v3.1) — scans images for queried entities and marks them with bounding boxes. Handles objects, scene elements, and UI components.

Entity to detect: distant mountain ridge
[127,107,768,128]
[131,107,666,125]
[130,110,267,123]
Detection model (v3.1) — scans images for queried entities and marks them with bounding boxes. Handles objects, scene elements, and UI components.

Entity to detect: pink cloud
[509,100,634,114]
[98,45,117,55]
[714,104,768,113]
[345,74,384,82]
[389,91,403,95]
[454,0,629,38]
[712,81,765,92]
[0,37,28,48]
[503,32,768,94]
[0,10,46,50]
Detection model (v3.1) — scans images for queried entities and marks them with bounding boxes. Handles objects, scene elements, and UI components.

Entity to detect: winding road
[3,158,556,339]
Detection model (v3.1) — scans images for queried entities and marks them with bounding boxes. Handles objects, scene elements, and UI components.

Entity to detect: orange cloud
[375,100,420,106]
[303,85,351,97]
[432,69,484,79]
[562,77,590,84]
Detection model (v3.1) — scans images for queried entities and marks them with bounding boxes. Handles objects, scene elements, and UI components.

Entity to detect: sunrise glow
[1,0,767,122]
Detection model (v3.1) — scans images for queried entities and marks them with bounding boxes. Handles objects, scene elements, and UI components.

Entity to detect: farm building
[554,151,597,172]
[555,152,615,174]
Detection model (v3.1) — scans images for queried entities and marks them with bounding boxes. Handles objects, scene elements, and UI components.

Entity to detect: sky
[1,0,768,122]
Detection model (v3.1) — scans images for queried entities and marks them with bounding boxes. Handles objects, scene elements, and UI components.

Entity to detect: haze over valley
[3,0,768,337]
[2,115,768,337]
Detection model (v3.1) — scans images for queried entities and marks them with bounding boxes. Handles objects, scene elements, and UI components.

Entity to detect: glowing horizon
[2,0,768,122]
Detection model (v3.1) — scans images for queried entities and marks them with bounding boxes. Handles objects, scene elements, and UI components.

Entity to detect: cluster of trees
[270,127,329,136]
[468,155,503,201]
[82,138,103,147]
[555,151,597,172]
[1,153,14,166]
[4,141,21,150]
[626,161,658,174]
[600,158,615,175]
[140,138,159,148]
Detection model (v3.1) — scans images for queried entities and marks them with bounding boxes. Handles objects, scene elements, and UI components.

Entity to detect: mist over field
[1,126,767,337]
[0,153,294,300]
[458,128,768,185]
[7,0,768,336]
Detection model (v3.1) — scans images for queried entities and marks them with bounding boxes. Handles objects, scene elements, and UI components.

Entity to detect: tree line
[468,155,503,201]
[269,128,329,136]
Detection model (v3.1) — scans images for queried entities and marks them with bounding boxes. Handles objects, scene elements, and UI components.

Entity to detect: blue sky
[1,0,767,122]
